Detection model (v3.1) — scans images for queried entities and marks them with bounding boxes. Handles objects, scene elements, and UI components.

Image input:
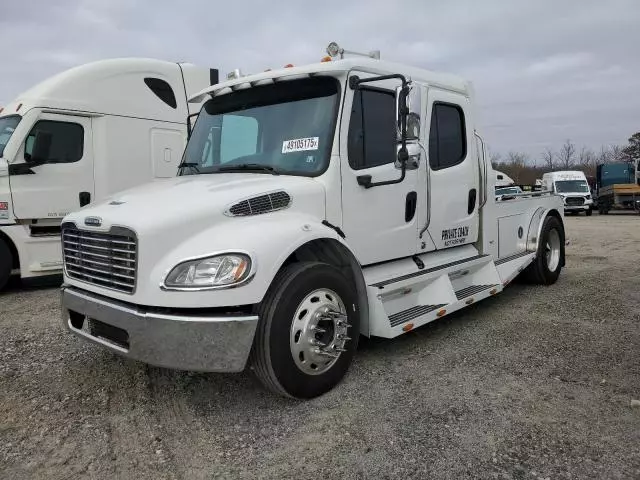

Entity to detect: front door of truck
[9,113,94,221]
[340,74,423,265]
[424,89,479,249]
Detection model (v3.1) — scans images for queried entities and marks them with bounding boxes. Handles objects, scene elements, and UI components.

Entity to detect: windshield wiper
[177,162,200,174]
[217,163,280,175]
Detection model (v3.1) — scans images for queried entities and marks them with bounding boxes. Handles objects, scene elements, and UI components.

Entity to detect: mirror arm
[351,74,410,189]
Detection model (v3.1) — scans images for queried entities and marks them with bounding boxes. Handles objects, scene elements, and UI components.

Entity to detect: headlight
[163,253,252,290]
[586,194,591,200]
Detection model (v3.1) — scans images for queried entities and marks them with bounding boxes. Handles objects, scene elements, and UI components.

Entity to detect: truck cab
[0,58,217,289]
[59,45,565,399]
[541,170,594,216]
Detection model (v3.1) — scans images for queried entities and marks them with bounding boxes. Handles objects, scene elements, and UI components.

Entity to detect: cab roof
[189,57,472,103]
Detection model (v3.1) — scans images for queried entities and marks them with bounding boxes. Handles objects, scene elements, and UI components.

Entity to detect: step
[388,304,447,328]
[455,284,498,300]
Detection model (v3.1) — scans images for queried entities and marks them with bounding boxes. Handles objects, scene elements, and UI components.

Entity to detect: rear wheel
[250,262,360,399]
[0,239,13,291]
[523,215,564,285]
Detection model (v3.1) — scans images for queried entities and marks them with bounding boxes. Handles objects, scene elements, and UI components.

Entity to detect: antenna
[326,42,380,60]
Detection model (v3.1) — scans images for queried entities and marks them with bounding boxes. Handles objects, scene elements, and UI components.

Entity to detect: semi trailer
[0,58,218,289]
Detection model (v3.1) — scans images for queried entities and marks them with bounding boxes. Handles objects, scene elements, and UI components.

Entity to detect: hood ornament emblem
[84,216,102,227]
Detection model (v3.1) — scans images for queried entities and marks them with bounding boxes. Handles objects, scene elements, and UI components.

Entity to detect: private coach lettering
[442,226,469,246]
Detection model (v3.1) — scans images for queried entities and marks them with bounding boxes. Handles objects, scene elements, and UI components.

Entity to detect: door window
[348,88,396,170]
[428,103,466,170]
[24,120,84,163]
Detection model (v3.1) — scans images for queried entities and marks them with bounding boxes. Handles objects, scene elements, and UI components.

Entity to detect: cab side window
[428,103,466,170]
[348,88,396,170]
[24,120,84,164]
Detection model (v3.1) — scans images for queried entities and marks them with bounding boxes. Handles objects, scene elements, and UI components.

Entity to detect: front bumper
[61,286,259,372]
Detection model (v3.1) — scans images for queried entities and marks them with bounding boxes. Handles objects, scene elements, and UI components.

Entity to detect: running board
[365,251,506,339]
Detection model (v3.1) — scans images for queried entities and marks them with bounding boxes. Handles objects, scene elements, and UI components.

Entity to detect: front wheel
[250,262,360,399]
[523,215,564,285]
[586,208,593,216]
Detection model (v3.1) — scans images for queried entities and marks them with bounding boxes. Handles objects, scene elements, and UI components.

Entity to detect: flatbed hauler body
[60,46,565,399]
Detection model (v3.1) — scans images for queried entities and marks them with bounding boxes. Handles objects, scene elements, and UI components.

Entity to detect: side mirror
[27,131,52,163]
[396,83,421,142]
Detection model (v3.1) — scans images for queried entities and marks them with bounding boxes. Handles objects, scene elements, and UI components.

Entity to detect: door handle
[405,191,417,222]
[468,188,477,214]
[79,191,91,207]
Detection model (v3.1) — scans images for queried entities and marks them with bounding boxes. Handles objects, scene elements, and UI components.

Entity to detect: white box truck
[0,58,219,289]
[59,44,566,399]
[541,170,594,216]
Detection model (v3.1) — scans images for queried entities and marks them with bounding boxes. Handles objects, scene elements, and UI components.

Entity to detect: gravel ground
[1,213,639,479]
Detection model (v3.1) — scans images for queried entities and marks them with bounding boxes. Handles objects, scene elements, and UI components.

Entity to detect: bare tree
[488,150,502,167]
[609,145,624,162]
[597,145,610,165]
[557,139,576,169]
[505,151,529,183]
[541,147,555,171]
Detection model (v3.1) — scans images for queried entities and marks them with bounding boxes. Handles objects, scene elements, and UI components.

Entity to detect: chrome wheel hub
[545,228,561,272]
[289,288,351,375]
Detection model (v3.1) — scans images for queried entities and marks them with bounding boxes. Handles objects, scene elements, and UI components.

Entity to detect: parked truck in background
[541,170,594,216]
[59,43,566,399]
[0,58,219,289]
[595,160,640,214]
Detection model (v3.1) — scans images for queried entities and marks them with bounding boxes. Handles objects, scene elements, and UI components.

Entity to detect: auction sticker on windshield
[282,137,319,154]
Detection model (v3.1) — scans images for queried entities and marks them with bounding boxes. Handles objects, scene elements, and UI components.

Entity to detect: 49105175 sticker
[282,137,319,154]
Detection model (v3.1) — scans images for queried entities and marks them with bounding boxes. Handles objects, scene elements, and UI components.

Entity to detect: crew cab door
[9,113,94,220]
[339,75,421,265]
[425,89,479,249]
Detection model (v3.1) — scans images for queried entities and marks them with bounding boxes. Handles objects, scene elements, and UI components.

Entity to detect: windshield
[0,115,20,158]
[496,187,521,195]
[181,76,340,176]
[555,180,589,193]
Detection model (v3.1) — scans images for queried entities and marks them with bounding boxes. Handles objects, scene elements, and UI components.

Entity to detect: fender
[138,212,357,309]
[526,207,565,263]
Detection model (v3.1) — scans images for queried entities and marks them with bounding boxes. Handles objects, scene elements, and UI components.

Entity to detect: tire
[586,208,593,216]
[250,261,360,399]
[523,215,564,285]
[0,239,13,291]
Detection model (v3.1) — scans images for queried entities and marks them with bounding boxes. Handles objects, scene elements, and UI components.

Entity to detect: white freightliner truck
[0,58,218,289]
[59,44,566,399]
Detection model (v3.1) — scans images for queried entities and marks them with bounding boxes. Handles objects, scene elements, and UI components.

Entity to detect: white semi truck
[0,58,218,289]
[59,44,566,399]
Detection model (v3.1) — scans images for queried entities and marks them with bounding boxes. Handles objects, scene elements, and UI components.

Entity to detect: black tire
[522,215,564,285]
[586,208,593,216]
[0,239,13,291]
[250,261,360,399]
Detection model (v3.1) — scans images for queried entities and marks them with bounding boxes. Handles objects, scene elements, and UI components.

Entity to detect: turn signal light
[490,288,498,295]
[437,309,446,317]
[402,323,414,332]
[320,56,332,63]
[284,64,294,68]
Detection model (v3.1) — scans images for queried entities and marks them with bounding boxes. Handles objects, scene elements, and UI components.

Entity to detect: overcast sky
[1,0,638,161]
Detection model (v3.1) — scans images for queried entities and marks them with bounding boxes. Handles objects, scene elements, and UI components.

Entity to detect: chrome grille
[227,191,291,216]
[62,223,137,294]
[565,196,585,206]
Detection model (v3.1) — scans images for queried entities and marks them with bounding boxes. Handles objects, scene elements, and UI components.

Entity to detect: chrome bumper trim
[61,286,258,372]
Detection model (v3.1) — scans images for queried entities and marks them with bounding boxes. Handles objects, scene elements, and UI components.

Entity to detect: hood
[64,173,326,235]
